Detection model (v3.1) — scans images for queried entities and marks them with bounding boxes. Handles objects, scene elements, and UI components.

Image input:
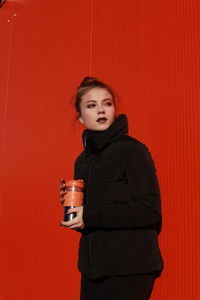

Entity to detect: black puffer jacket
[74,114,164,280]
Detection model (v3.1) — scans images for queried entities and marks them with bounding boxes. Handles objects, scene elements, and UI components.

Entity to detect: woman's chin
[95,122,111,131]
[86,122,110,131]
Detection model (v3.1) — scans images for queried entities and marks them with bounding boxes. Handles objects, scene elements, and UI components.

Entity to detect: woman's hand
[60,178,67,204]
[60,206,85,230]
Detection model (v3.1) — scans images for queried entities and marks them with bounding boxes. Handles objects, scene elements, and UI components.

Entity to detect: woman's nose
[97,105,105,114]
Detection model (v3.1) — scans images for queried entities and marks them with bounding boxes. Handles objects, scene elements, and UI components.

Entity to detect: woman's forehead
[82,88,113,102]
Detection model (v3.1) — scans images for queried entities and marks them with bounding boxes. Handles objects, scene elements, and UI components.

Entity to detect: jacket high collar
[82,113,128,156]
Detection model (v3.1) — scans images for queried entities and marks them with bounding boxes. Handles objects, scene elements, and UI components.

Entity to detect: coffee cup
[63,179,85,221]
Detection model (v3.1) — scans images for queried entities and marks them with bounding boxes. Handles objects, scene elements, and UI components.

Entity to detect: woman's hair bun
[79,76,99,87]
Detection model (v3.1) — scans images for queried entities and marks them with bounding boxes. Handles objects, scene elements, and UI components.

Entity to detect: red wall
[0,0,200,299]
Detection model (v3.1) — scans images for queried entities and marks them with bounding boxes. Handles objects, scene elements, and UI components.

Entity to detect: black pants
[80,273,156,300]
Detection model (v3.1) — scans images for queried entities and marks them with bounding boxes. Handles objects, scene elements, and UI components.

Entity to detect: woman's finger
[60,179,66,189]
[60,183,66,190]
[60,191,67,204]
[60,190,67,196]
[60,197,66,204]
[67,207,79,214]
[59,186,66,192]
[59,191,66,199]
[60,219,78,227]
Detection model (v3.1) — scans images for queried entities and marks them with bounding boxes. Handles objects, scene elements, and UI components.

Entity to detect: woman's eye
[105,102,112,106]
[87,104,95,108]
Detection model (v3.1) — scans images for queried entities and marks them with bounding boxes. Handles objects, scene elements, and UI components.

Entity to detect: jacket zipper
[86,157,94,278]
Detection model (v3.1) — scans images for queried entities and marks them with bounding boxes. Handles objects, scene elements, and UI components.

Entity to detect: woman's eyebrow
[85,98,113,103]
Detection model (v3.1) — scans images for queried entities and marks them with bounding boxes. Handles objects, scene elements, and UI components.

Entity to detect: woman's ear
[78,115,84,124]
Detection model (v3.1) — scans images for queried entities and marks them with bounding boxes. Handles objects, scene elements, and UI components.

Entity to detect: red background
[0,0,200,299]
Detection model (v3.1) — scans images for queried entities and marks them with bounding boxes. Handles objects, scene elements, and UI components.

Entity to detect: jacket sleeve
[82,142,162,229]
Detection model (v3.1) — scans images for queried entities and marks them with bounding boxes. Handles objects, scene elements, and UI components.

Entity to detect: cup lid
[65,179,85,188]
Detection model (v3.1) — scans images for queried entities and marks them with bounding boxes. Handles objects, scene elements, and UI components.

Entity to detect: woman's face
[78,87,116,131]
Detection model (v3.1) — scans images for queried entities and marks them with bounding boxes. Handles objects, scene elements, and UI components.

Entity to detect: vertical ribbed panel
[0,0,199,299]
[91,1,200,298]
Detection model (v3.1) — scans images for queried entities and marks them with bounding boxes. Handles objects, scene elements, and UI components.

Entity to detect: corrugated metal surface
[0,0,199,299]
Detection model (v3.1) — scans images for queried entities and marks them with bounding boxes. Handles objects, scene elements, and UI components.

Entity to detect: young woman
[60,77,164,300]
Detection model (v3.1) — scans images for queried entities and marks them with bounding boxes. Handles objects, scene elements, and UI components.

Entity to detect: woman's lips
[96,117,107,123]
